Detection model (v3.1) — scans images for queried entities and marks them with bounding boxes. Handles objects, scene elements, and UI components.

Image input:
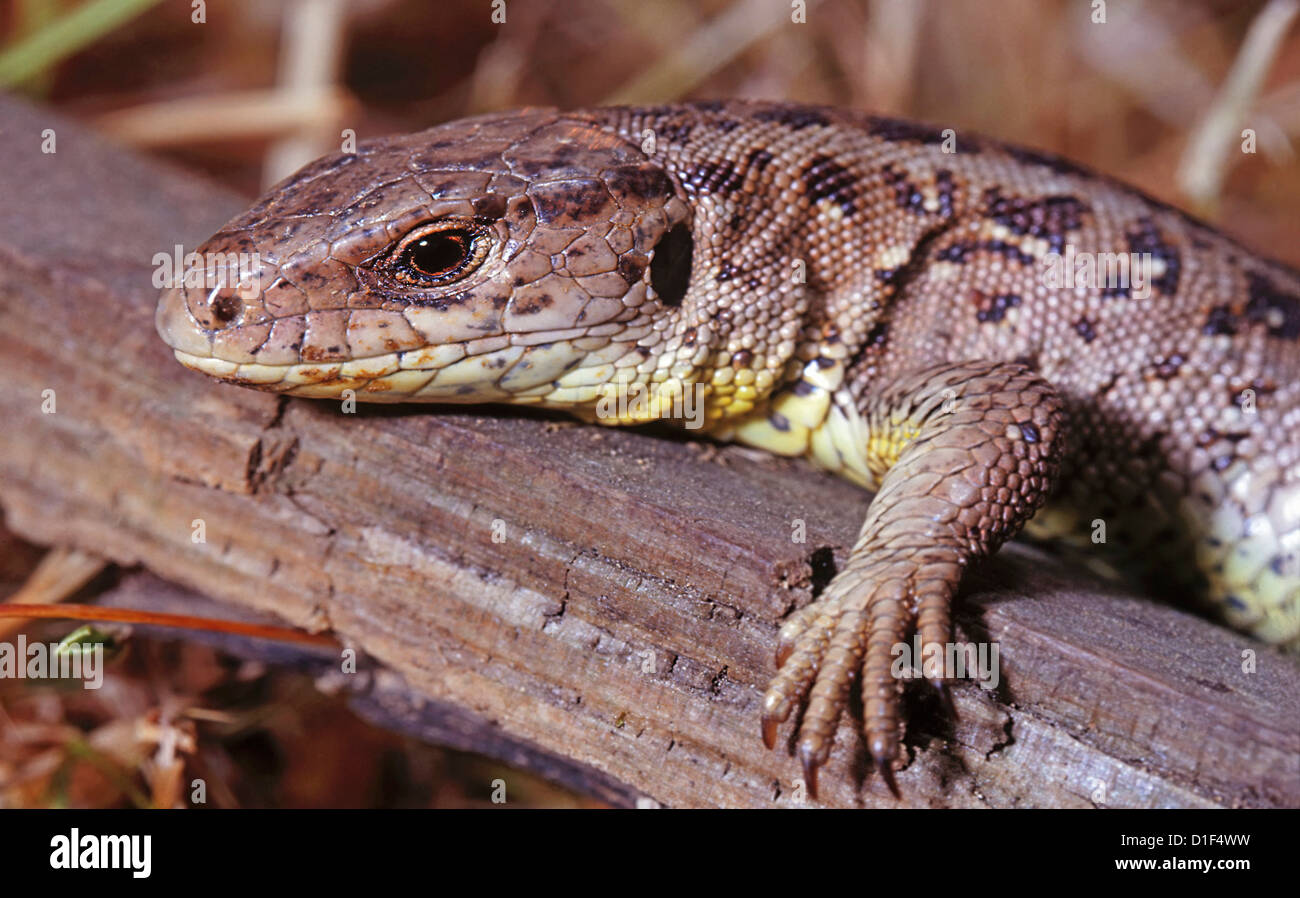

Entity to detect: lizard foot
[758,360,1065,799]
[761,548,963,799]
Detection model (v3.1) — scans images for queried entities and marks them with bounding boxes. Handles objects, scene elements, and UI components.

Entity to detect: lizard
[154,100,1300,797]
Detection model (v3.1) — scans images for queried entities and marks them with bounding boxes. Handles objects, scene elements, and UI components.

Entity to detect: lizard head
[156,106,799,429]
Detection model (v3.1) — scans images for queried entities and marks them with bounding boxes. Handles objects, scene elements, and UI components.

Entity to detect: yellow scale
[709,353,890,491]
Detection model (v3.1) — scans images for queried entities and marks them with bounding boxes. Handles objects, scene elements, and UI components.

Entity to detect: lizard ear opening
[649,223,693,307]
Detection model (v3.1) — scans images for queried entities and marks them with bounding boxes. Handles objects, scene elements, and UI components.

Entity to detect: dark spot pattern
[938,240,1035,266]
[881,166,957,219]
[804,155,859,215]
[682,159,744,196]
[973,291,1022,323]
[1074,317,1097,343]
[1231,378,1277,405]
[982,188,1089,254]
[406,290,474,310]
[1197,427,1249,448]
[1203,304,1237,336]
[934,169,956,217]
[1200,274,1300,340]
[745,148,775,174]
[1126,217,1181,295]
[654,119,693,144]
[530,179,611,224]
[883,164,925,214]
[1147,352,1186,379]
[1246,272,1300,340]
[512,292,553,314]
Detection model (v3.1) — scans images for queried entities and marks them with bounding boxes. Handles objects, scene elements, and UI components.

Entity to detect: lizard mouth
[169,335,614,405]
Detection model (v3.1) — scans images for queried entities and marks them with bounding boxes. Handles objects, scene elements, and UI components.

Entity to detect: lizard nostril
[208,292,242,326]
[649,223,693,307]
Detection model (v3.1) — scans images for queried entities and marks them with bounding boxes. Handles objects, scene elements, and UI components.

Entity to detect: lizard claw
[873,749,902,799]
[930,677,959,721]
[774,604,820,669]
[761,715,781,750]
[800,750,821,799]
[774,640,794,669]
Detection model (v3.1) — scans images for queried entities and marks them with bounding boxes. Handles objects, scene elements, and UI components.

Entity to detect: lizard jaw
[170,341,597,404]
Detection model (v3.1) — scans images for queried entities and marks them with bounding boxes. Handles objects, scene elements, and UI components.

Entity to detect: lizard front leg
[761,360,1066,796]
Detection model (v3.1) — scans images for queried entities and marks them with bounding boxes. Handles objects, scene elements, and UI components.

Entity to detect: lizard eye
[388,221,487,286]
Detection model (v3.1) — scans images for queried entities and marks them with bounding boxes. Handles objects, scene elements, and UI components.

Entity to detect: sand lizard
[155,101,1300,796]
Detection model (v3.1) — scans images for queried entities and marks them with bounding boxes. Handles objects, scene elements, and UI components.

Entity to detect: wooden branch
[1,94,1296,808]
[92,571,639,806]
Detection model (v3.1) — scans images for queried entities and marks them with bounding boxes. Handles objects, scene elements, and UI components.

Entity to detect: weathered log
[1,94,1296,808]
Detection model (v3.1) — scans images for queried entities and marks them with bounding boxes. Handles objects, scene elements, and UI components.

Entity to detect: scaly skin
[156,101,1300,796]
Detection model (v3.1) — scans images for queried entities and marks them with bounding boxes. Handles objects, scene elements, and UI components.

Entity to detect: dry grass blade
[1178,0,1300,211]
[0,546,106,640]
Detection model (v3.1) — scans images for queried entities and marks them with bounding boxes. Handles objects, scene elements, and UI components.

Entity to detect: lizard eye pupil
[386,222,488,287]
[403,230,472,279]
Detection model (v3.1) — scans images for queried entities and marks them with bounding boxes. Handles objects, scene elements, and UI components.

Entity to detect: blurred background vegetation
[1,0,1297,807]
[3,0,1297,259]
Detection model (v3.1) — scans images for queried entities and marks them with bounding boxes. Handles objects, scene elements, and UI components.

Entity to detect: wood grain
[1,95,1295,808]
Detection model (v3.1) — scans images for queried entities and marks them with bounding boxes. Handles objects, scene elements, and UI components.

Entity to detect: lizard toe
[760,606,841,748]
[775,602,824,668]
[791,608,869,791]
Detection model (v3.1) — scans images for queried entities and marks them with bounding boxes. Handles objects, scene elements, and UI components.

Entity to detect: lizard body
[155,101,1300,795]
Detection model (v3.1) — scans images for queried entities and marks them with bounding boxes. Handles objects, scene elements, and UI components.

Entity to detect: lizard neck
[583,103,963,475]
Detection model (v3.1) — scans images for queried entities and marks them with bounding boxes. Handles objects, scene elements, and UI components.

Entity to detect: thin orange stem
[0,603,337,649]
